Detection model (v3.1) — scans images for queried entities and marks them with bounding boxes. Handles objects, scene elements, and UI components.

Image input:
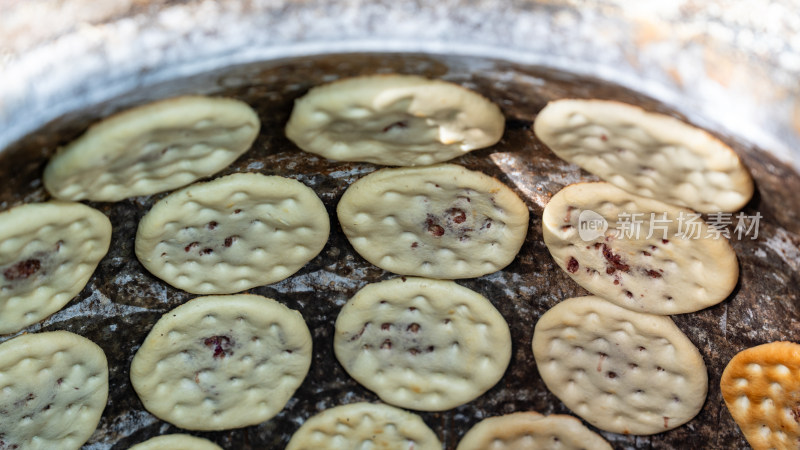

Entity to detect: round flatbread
[43,95,260,202]
[285,74,505,166]
[334,277,511,411]
[285,402,441,450]
[0,201,111,334]
[456,411,612,450]
[128,434,223,450]
[337,164,529,279]
[0,331,109,450]
[129,294,312,430]
[533,98,754,213]
[542,182,738,315]
[532,296,708,435]
[135,172,329,294]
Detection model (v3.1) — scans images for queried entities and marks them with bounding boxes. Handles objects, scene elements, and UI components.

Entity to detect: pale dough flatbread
[0,331,109,450]
[334,277,511,411]
[720,341,800,450]
[128,434,223,450]
[129,294,312,430]
[337,164,529,279]
[456,411,612,450]
[285,74,505,166]
[0,201,111,334]
[135,172,329,294]
[44,95,260,202]
[285,402,442,450]
[532,296,708,435]
[533,98,754,213]
[542,182,738,315]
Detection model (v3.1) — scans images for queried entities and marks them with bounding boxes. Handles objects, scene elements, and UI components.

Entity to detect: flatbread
[337,164,529,279]
[0,201,111,334]
[532,296,708,435]
[128,434,223,450]
[44,95,260,202]
[285,74,505,166]
[129,294,312,430]
[135,172,329,294]
[720,341,800,450]
[456,411,613,450]
[0,331,109,450]
[533,98,753,213]
[334,277,511,411]
[542,182,738,315]
[285,402,442,450]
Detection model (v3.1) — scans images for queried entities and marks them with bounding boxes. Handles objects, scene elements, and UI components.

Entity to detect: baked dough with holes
[532,296,707,435]
[285,402,441,450]
[135,172,329,294]
[720,341,800,450]
[129,294,312,430]
[334,277,511,411]
[128,434,222,450]
[43,95,260,202]
[542,182,738,315]
[0,202,111,334]
[337,164,529,279]
[533,99,753,213]
[0,331,109,450]
[456,411,612,450]
[285,74,505,166]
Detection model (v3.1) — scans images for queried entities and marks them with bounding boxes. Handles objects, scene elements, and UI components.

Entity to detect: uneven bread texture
[285,74,505,166]
[542,182,738,315]
[285,402,442,450]
[128,434,223,450]
[44,95,260,202]
[129,294,312,430]
[135,172,329,294]
[533,99,754,213]
[0,202,111,334]
[720,341,800,450]
[532,296,708,435]
[0,331,109,450]
[337,164,529,279]
[334,277,512,411]
[456,411,612,450]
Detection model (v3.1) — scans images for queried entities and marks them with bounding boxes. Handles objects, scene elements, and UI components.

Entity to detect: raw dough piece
[285,402,441,450]
[720,341,800,450]
[334,277,511,411]
[0,201,111,334]
[128,434,222,450]
[135,172,329,294]
[542,182,738,315]
[337,164,529,279]
[285,74,505,166]
[533,98,753,213]
[44,95,260,202]
[456,411,612,450]
[532,296,708,435]
[0,331,109,450]
[129,294,312,430]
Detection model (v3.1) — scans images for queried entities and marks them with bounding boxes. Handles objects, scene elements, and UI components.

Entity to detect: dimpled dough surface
[542,182,738,315]
[337,164,529,279]
[720,342,800,450]
[0,331,109,450]
[334,277,511,411]
[0,202,111,334]
[285,74,505,166]
[128,434,223,450]
[43,95,260,202]
[285,402,442,450]
[532,296,708,435]
[129,294,312,430]
[455,412,612,450]
[135,172,329,294]
[533,99,754,213]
